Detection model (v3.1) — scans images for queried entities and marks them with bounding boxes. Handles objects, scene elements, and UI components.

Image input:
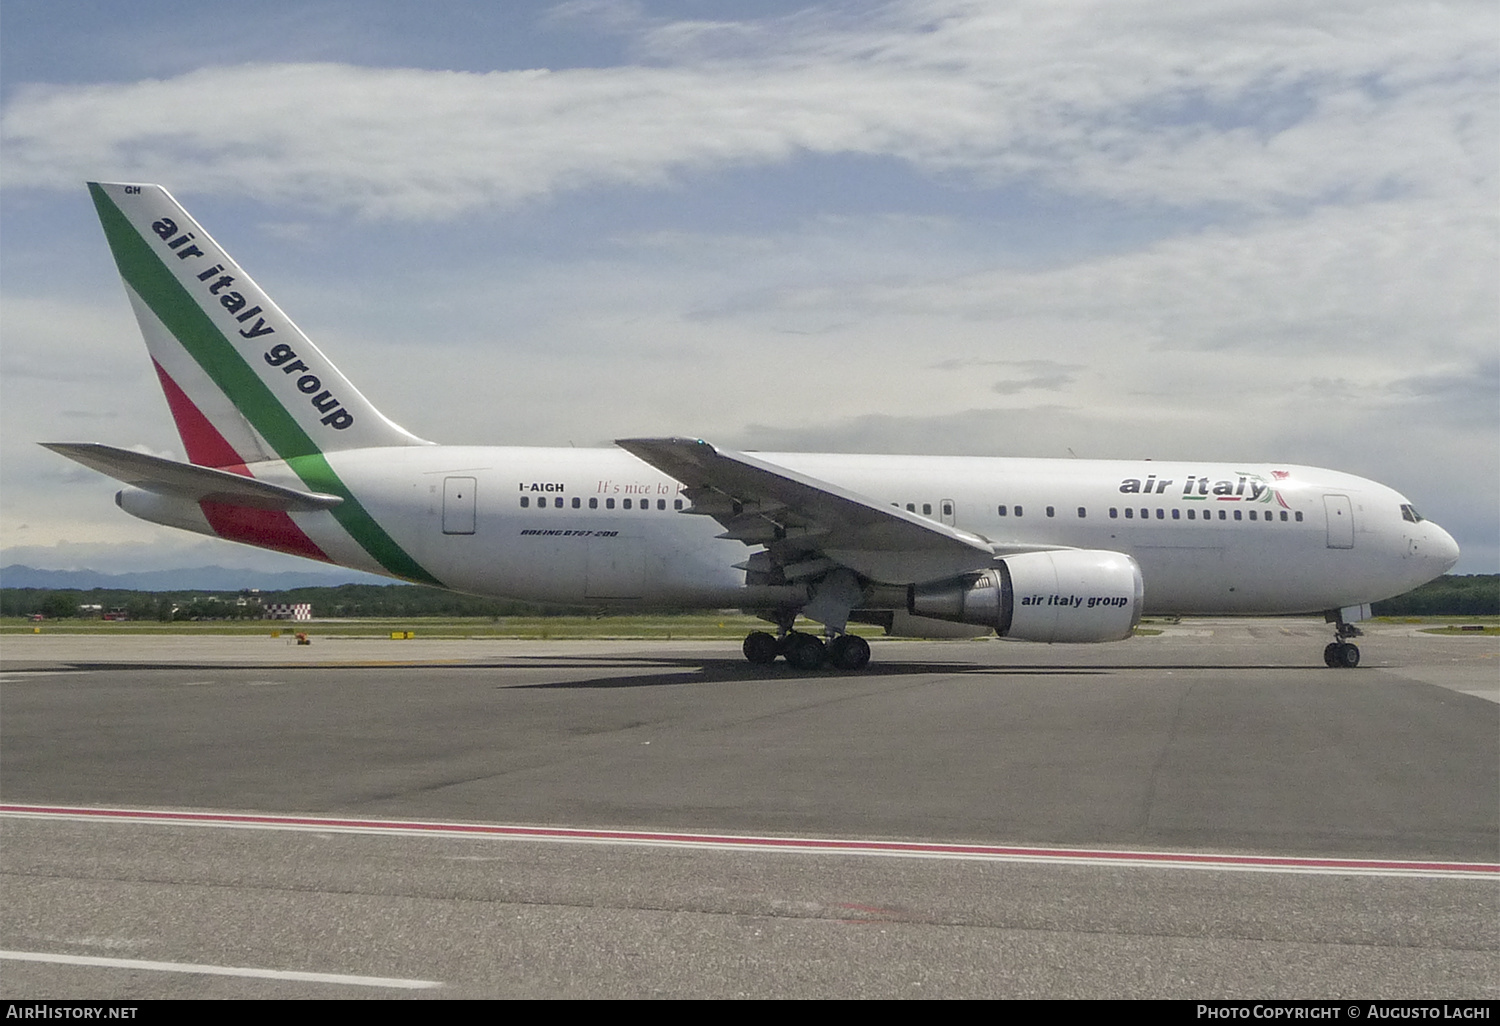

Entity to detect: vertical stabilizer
[88,182,430,467]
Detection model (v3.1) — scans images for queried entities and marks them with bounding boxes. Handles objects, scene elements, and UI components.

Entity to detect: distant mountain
[0,564,396,592]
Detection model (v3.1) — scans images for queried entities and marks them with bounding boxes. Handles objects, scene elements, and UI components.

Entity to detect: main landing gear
[1323,611,1363,668]
[742,626,871,671]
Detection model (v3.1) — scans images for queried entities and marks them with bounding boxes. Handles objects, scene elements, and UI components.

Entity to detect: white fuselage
[224,446,1459,615]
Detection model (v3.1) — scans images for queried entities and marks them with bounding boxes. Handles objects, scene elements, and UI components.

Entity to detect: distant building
[263,603,312,621]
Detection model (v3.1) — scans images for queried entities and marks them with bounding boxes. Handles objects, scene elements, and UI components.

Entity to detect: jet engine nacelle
[908,549,1144,643]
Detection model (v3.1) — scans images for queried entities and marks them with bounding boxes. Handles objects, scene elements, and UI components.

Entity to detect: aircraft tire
[828,634,871,670]
[1323,643,1340,668]
[1337,642,1360,668]
[743,631,780,665]
[783,632,826,671]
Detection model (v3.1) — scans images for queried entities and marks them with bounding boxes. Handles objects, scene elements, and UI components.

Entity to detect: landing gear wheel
[743,631,780,665]
[827,634,871,671]
[1324,641,1360,668]
[783,632,826,671]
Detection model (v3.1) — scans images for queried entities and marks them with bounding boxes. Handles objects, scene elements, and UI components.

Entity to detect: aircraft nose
[1428,524,1460,574]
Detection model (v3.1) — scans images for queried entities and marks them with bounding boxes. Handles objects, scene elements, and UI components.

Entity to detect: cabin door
[443,476,477,535]
[1323,494,1353,549]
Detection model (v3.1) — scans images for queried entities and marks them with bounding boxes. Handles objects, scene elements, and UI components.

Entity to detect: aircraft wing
[616,437,1004,583]
[42,442,344,512]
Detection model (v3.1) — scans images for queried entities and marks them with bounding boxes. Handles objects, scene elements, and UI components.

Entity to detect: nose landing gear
[1323,640,1360,668]
[1322,610,1363,668]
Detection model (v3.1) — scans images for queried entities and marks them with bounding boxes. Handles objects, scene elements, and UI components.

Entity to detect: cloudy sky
[2,0,1495,579]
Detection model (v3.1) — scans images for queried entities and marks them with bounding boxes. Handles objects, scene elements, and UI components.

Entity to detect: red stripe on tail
[152,360,332,563]
[151,358,248,471]
[199,501,332,563]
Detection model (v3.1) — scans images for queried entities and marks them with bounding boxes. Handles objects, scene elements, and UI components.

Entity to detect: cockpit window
[1400,503,1425,523]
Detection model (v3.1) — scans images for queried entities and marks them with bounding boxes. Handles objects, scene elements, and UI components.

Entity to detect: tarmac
[1,618,1496,998]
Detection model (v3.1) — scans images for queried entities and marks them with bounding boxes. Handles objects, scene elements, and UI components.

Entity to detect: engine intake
[908,549,1143,643]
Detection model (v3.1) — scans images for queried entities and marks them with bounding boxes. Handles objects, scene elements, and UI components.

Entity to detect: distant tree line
[0,582,588,620]
[4,574,1494,620]
[1369,575,1499,616]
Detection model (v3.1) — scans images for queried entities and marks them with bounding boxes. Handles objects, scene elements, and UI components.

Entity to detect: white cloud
[739,196,1498,369]
[0,295,146,383]
[2,2,1492,218]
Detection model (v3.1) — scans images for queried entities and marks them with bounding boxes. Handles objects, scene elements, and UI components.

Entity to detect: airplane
[44,182,1461,671]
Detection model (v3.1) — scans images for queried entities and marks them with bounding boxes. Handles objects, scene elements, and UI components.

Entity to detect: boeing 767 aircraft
[45,183,1460,670]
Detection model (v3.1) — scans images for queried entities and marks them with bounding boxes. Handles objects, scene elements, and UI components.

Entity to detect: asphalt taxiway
[2,619,1496,998]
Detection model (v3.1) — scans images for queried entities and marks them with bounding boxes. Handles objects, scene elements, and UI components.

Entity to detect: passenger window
[997,505,1007,516]
[606,498,615,509]
[1172,509,1180,520]
[520,496,529,508]
[1125,508,1134,519]
[1295,511,1303,522]
[674,499,683,510]
[1187,508,1195,520]
[589,497,598,509]
[1140,508,1148,519]
[1015,506,1023,517]
[1077,507,1087,518]
[907,503,917,513]
[1156,509,1164,519]
[923,503,932,515]
[1249,510,1257,521]
[1046,506,1055,517]
[1280,511,1288,522]
[943,502,953,516]
[623,498,632,509]
[572,497,581,509]
[1234,509,1242,520]
[1109,508,1118,519]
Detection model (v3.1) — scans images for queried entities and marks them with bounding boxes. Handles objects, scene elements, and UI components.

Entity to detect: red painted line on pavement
[4,804,1494,876]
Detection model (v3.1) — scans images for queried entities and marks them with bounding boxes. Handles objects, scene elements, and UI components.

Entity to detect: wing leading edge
[617,436,1011,584]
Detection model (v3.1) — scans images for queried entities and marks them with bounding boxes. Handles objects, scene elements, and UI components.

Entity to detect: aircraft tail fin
[87,182,430,468]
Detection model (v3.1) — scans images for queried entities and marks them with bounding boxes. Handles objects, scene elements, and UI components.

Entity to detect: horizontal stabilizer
[42,442,343,512]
